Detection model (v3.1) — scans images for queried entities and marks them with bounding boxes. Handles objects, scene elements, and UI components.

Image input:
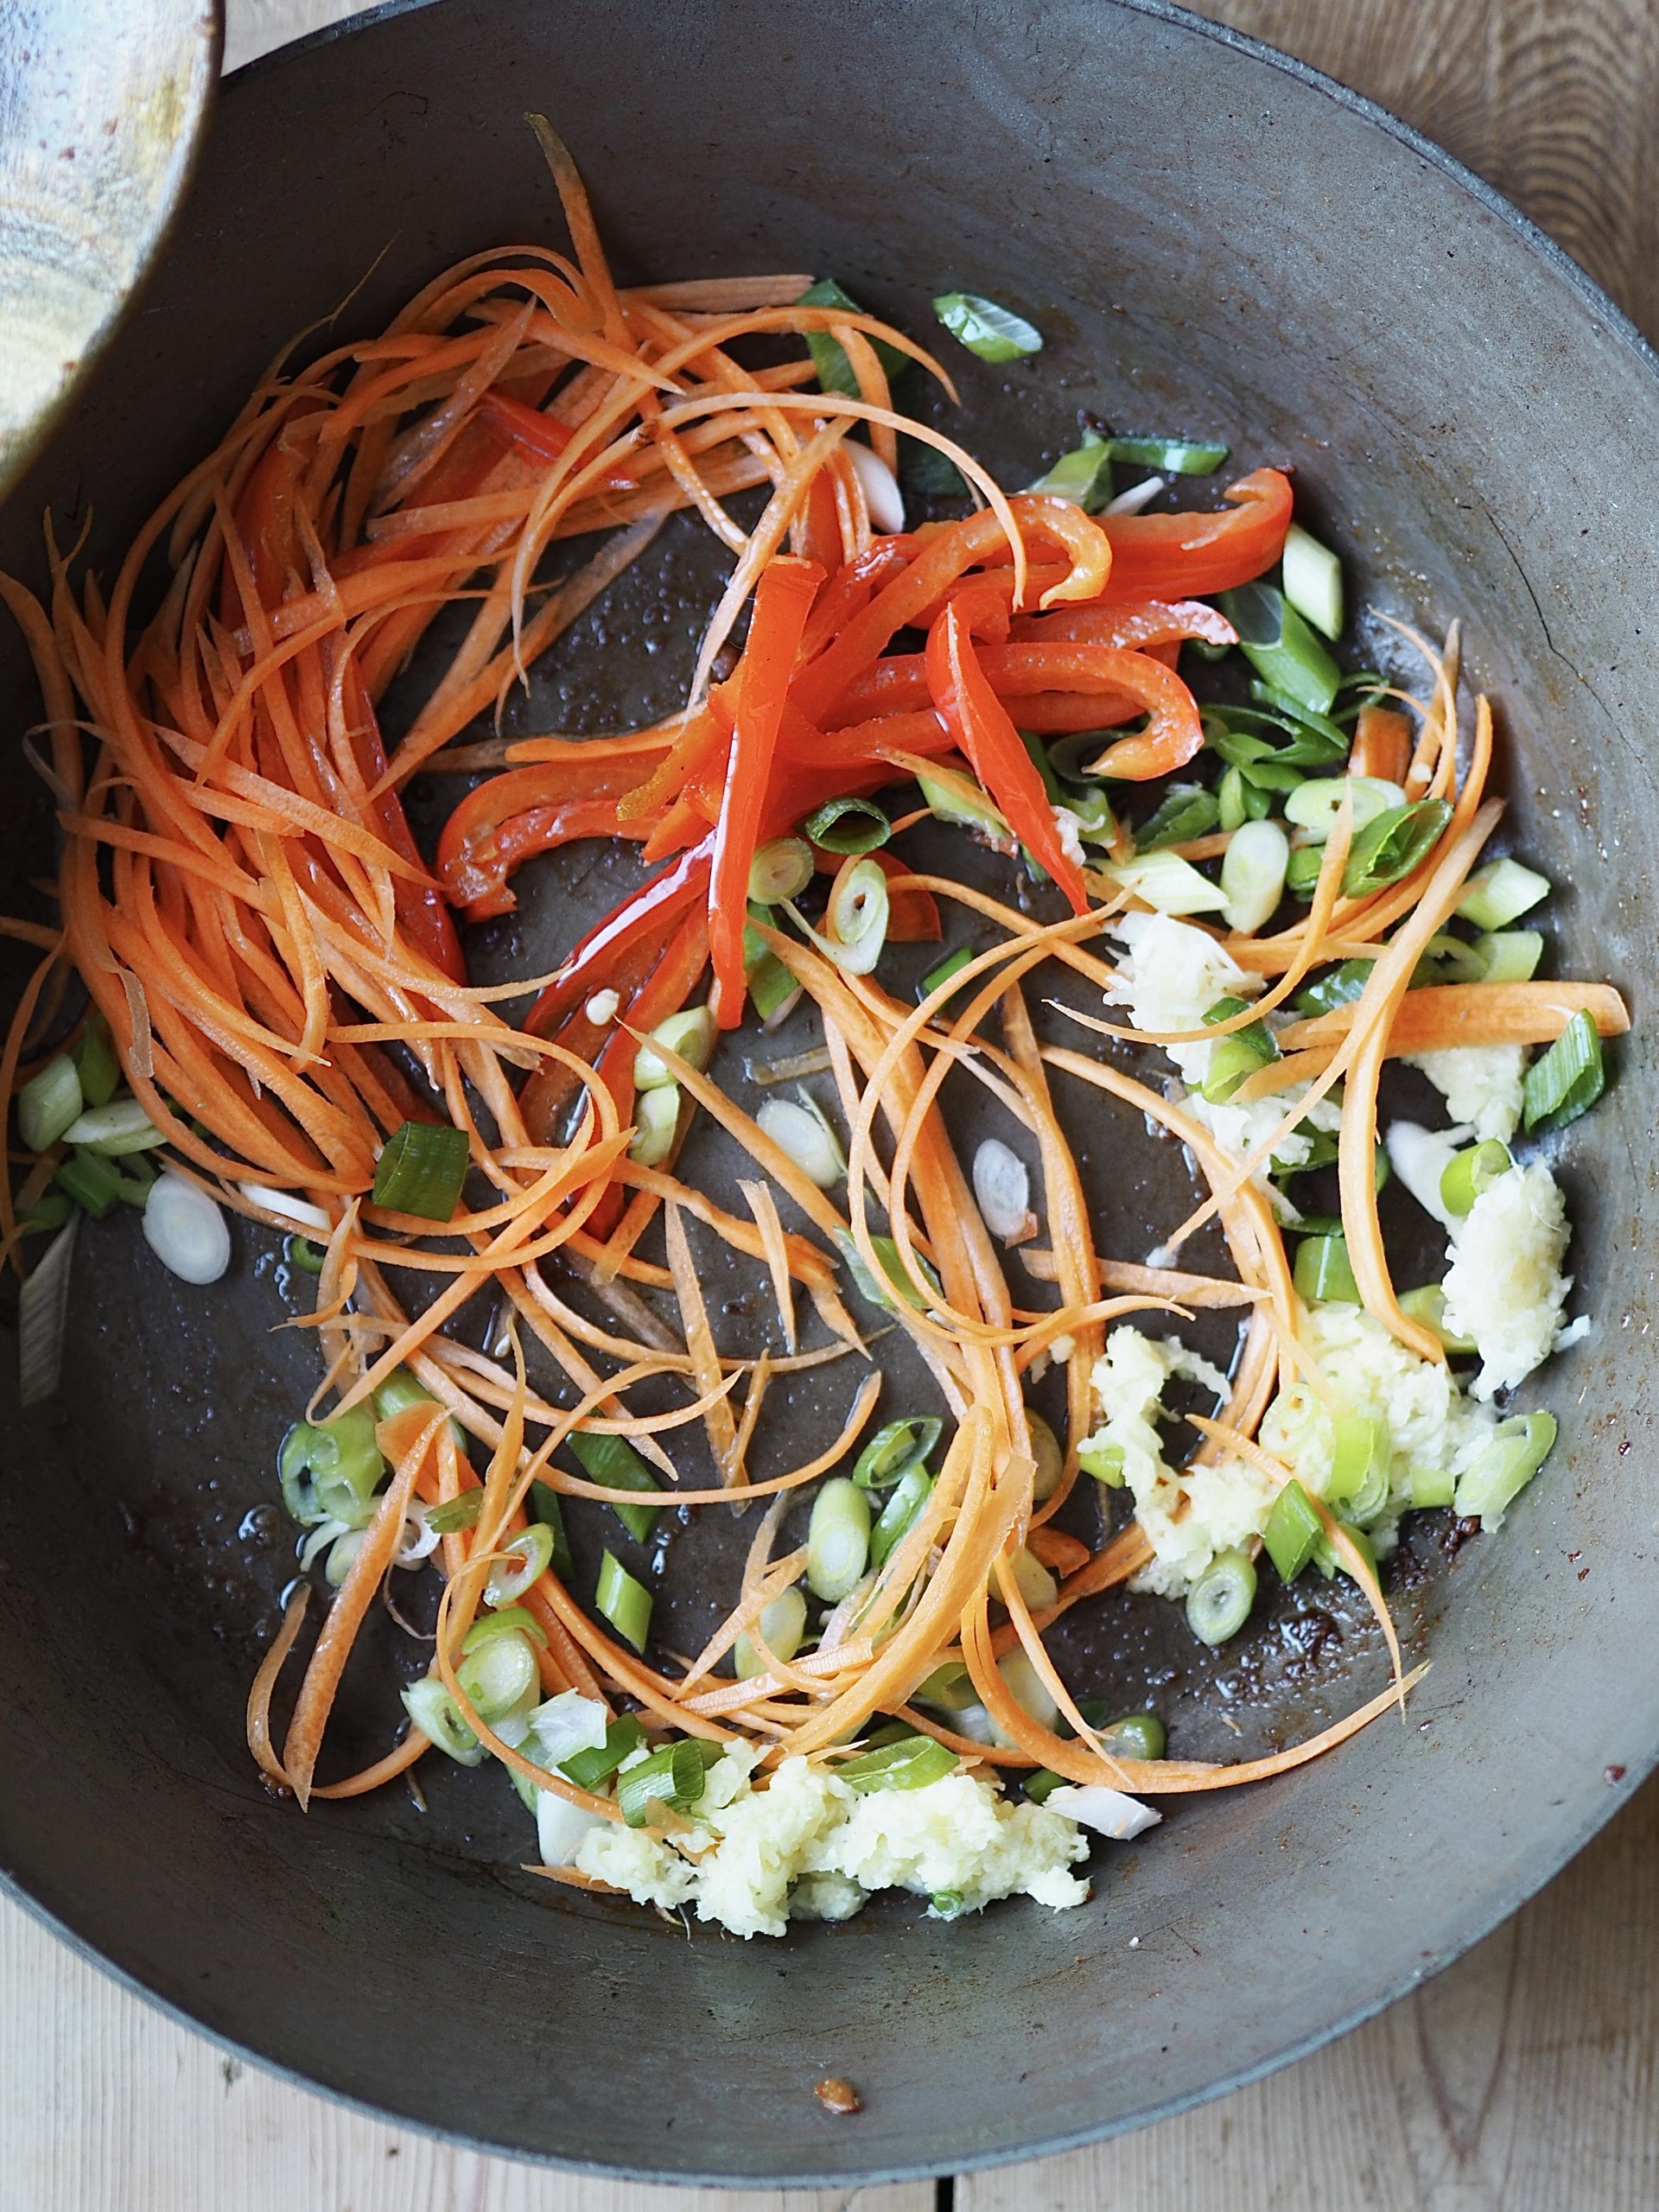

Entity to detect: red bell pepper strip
[708,556,823,1027]
[1007,598,1236,649]
[435,748,669,920]
[925,602,1088,916]
[523,836,714,1039]
[791,496,1110,725]
[475,387,639,490]
[798,537,915,660]
[1096,467,1292,601]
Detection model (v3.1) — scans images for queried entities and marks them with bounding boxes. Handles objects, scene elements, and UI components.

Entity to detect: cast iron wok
[2,0,1657,2184]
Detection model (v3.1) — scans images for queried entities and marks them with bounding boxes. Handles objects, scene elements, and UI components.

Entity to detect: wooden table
[6,4,1656,2207]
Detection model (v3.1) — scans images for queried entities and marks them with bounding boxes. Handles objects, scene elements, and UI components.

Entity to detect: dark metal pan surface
[2,0,1657,2184]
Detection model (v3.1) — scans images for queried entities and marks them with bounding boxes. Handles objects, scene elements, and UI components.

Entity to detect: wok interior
[1,0,1656,2182]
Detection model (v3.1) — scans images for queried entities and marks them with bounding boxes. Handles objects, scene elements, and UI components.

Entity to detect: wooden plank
[1185,0,1659,341]
[0,1893,928,2212]
[963,1770,1659,2211]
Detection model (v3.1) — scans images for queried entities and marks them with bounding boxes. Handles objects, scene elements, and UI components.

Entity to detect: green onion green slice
[1294,1232,1362,1306]
[1281,522,1344,639]
[486,1522,556,1606]
[1342,799,1452,898]
[402,1676,484,1765]
[568,1429,660,1543]
[1456,856,1550,932]
[557,1711,645,1790]
[1263,1478,1324,1583]
[1199,995,1279,1103]
[529,1479,575,1583]
[838,1733,957,1792]
[618,1738,708,1827]
[869,1464,933,1569]
[853,1417,944,1490]
[71,1014,121,1108]
[54,1147,122,1219]
[917,944,976,1006]
[372,1119,469,1222]
[17,1054,82,1154]
[1453,1411,1557,1523]
[1104,433,1229,474]
[804,796,892,855]
[797,278,911,396]
[806,1476,871,1602]
[1026,429,1113,511]
[1440,1139,1513,1217]
[1522,1009,1605,1135]
[1135,781,1219,852]
[747,838,813,904]
[1219,582,1341,715]
[595,1550,652,1654]
[931,291,1043,362]
[1185,1548,1257,1646]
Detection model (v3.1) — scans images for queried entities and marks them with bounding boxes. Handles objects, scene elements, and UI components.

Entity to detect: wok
[2,0,1657,2185]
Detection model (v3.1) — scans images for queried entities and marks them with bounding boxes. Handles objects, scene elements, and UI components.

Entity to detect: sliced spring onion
[1026,429,1112,511]
[635,1004,716,1089]
[747,838,813,903]
[869,1464,932,1569]
[1219,817,1289,935]
[278,1403,385,1529]
[989,1544,1058,1614]
[1283,774,1405,843]
[797,277,911,397]
[1342,799,1452,898]
[900,432,969,501]
[1103,474,1166,516]
[917,766,1007,838]
[55,1148,121,1219]
[734,1586,810,1678]
[1096,849,1229,917]
[1263,1478,1323,1581]
[142,1172,231,1283]
[18,1214,78,1408]
[806,1476,871,1602]
[284,1233,327,1274]
[1410,1462,1459,1510]
[1028,1413,1064,1503]
[486,1522,556,1605]
[1135,781,1218,852]
[536,1787,607,1868]
[1281,521,1345,639]
[1294,958,1374,1017]
[846,438,906,531]
[110,1157,154,1205]
[424,1491,484,1535]
[526,1688,607,1768]
[1078,1439,1125,1485]
[402,1675,485,1765]
[1522,1008,1605,1134]
[1294,1232,1361,1305]
[618,1738,708,1827]
[804,796,892,855]
[913,1659,979,1713]
[836,1228,943,1313]
[1413,931,1491,987]
[1042,1782,1161,1840]
[17,1055,83,1154]
[1452,1410,1557,1524]
[1248,683,1352,754]
[22,1192,72,1233]
[528,1478,575,1582]
[239,1182,331,1232]
[1473,928,1544,983]
[594,1550,652,1654]
[1185,1548,1257,1646]
[1327,1414,1389,1522]
[323,1528,365,1588]
[918,944,976,1006]
[1440,1139,1513,1217]
[932,290,1042,362]
[71,1015,121,1109]
[1217,762,1270,832]
[787,855,890,976]
[1200,995,1280,1104]
[1106,433,1229,474]
[743,925,803,1027]
[628,1082,680,1166]
[60,1097,164,1155]
[557,1711,646,1790]
[372,1119,468,1222]
[853,1418,944,1490]
[1024,1768,1064,1805]
[568,1429,661,1543]
[973,1136,1033,1242]
[838,1733,957,1791]
[1079,1709,1166,1763]
[1397,1283,1478,1355]
[1456,856,1551,931]
[456,1625,539,1719]
[756,1092,845,1188]
[1219,582,1341,715]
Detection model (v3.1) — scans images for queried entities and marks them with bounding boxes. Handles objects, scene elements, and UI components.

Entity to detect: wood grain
[0,1893,926,2212]
[4,5,1651,2209]
[1184,0,1659,341]
[963,1769,1659,2212]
